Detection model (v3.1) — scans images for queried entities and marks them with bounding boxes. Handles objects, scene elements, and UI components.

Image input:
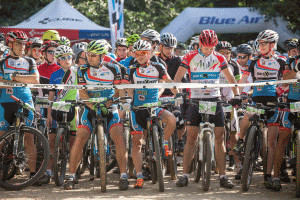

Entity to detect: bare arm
[223,67,239,96]
[14,73,39,84]
[174,66,188,83]
[238,72,250,95]
[79,89,94,109]
[161,75,179,96]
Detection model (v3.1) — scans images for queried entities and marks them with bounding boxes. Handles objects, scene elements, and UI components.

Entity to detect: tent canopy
[1,0,110,40]
[161,7,299,48]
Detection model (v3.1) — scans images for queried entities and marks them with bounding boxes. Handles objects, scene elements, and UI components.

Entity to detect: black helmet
[236,44,253,55]
[283,38,298,51]
[215,41,232,51]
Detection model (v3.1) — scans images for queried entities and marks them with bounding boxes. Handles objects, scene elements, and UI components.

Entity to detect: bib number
[198,101,217,115]
[290,102,300,112]
[246,106,265,114]
[52,102,71,112]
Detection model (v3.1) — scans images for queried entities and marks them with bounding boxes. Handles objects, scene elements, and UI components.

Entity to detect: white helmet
[55,45,73,58]
[252,39,260,55]
[190,36,199,46]
[257,30,279,43]
[160,33,177,48]
[116,38,127,47]
[72,42,87,60]
[132,40,151,52]
[140,29,160,42]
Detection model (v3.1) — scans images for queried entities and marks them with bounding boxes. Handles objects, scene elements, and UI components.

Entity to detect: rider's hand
[174,93,184,107]
[232,95,242,107]
[46,115,53,127]
[3,73,12,81]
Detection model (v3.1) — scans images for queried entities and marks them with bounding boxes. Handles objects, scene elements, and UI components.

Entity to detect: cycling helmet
[72,42,87,59]
[0,33,5,43]
[0,43,6,52]
[55,45,73,58]
[247,40,255,46]
[190,36,199,46]
[283,38,298,51]
[26,38,33,50]
[215,41,232,51]
[257,30,279,43]
[140,29,160,42]
[199,29,218,47]
[126,34,141,46]
[86,40,107,54]
[6,30,28,44]
[236,44,253,55]
[41,40,58,52]
[160,33,177,48]
[59,36,71,46]
[115,38,127,48]
[42,30,60,41]
[176,42,186,50]
[31,37,43,48]
[252,39,260,55]
[132,40,151,52]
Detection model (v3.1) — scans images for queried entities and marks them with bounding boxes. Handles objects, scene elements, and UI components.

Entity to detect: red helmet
[199,29,218,47]
[6,30,28,44]
[41,40,58,52]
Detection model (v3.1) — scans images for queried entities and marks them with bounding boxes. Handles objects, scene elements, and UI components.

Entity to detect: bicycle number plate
[142,102,161,107]
[159,97,174,104]
[89,97,107,103]
[246,106,265,114]
[52,102,71,112]
[223,105,232,113]
[198,101,217,115]
[290,102,300,112]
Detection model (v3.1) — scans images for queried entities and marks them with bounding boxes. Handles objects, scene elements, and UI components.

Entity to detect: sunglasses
[32,48,42,53]
[237,55,248,59]
[86,52,99,57]
[59,55,72,61]
[219,51,231,55]
[135,51,148,57]
[47,50,55,55]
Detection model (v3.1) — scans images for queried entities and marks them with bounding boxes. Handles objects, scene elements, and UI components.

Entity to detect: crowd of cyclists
[0,26,300,194]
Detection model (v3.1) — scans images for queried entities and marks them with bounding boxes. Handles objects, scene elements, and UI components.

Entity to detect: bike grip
[10,95,20,102]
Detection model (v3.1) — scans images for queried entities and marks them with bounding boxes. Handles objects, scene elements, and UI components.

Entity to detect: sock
[69,173,76,179]
[164,140,169,146]
[220,175,226,179]
[183,174,189,178]
[137,172,143,179]
[120,173,127,179]
[264,174,271,181]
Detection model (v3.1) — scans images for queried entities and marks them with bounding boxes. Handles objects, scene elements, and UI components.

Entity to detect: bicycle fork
[199,122,215,163]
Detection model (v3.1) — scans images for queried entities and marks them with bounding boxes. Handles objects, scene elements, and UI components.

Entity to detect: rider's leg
[160,110,176,141]
[47,134,56,170]
[131,134,143,174]
[24,132,37,173]
[266,125,279,175]
[230,131,240,163]
[214,127,226,176]
[182,126,199,174]
[238,111,252,140]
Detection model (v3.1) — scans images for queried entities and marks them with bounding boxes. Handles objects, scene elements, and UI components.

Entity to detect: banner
[108,0,124,51]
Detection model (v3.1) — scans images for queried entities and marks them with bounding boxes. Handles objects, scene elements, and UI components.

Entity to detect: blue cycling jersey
[286,56,300,100]
[129,62,168,106]
[0,56,37,103]
[107,52,117,60]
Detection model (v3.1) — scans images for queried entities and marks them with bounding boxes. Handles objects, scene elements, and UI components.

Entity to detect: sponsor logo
[199,15,263,25]
[38,17,83,25]
[29,29,45,37]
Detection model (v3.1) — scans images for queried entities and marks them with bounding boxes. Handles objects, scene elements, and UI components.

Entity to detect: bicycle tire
[241,126,257,191]
[1,135,17,181]
[202,131,212,191]
[0,127,50,191]
[194,138,202,183]
[36,124,46,172]
[97,124,107,193]
[153,125,164,192]
[296,130,300,197]
[168,136,177,180]
[53,128,68,186]
[262,127,268,176]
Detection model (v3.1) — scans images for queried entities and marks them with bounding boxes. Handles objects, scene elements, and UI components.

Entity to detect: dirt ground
[0,157,298,200]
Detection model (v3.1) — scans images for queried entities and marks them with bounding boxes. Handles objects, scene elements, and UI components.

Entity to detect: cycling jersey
[286,55,300,100]
[77,63,123,99]
[220,59,241,100]
[49,68,78,101]
[129,61,168,106]
[115,57,126,62]
[37,62,60,97]
[129,55,166,68]
[240,65,253,94]
[0,56,38,103]
[119,56,133,69]
[180,50,228,99]
[244,55,285,97]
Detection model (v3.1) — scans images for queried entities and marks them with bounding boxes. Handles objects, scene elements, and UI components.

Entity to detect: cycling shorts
[0,102,34,132]
[50,106,77,135]
[186,98,224,128]
[130,108,164,135]
[77,106,121,134]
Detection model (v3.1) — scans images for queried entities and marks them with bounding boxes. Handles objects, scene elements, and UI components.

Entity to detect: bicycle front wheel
[0,127,50,191]
[241,126,257,191]
[53,128,68,186]
[153,125,164,192]
[97,124,107,193]
[202,131,212,191]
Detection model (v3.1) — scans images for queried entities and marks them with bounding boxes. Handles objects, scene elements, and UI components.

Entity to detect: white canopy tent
[161,7,299,48]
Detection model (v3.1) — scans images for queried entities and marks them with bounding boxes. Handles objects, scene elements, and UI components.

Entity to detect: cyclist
[119,34,140,69]
[0,43,8,59]
[0,30,39,181]
[42,30,60,43]
[72,42,88,67]
[283,38,298,57]
[159,33,187,140]
[25,38,33,56]
[28,37,44,65]
[115,38,128,62]
[252,39,261,57]
[215,41,242,172]
[174,29,240,189]
[190,36,199,51]
[59,36,71,47]
[271,45,300,191]
[64,40,128,190]
[236,30,286,188]
[127,40,179,189]
[231,47,237,59]
[44,45,78,184]
[174,42,186,57]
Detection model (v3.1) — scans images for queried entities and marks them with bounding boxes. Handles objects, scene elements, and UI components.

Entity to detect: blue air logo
[199,16,263,25]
